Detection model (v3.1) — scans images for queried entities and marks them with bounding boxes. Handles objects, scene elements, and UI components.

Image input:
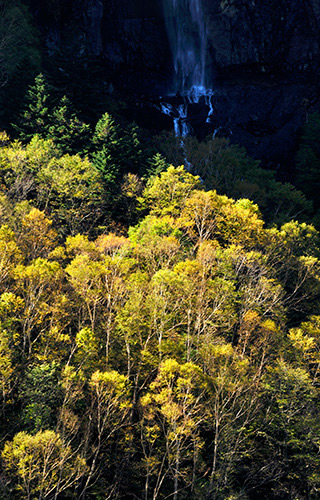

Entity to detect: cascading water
[161,0,214,137]
[164,0,207,92]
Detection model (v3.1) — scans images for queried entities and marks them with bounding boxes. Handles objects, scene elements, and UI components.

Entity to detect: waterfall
[161,0,214,137]
[164,0,208,92]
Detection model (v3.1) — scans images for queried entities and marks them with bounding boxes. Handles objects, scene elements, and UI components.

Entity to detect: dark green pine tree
[295,113,320,209]
[91,112,147,189]
[91,112,125,191]
[122,122,144,175]
[147,153,170,178]
[13,73,52,142]
[48,95,91,155]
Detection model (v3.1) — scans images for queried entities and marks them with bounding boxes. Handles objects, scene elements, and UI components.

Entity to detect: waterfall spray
[161,0,214,137]
[164,0,207,92]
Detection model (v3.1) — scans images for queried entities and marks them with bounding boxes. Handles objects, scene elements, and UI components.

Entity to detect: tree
[20,362,63,433]
[255,360,320,498]
[177,190,263,247]
[0,225,21,292]
[288,315,320,377]
[13,75,93,156]
[295,113,320,210]
[128,215,182,274]
[47,95,91,155]
[13,258,63,358]
[263,221,320,321]
[19,208,57,261]
[140,165,202,217]
[0,325,14,407]
[13,74,52,142]
[0,135,58,206]
[2,430,87,499]
[147,153,170,178]
[141,359,207,500]
[91,113,145,197]
[66,254,109,333]
[36,154,103,235]
[91,112,126,190]
[66,243,130,367]
[158,135,311,225]
[80,369,130,498]
[200,335,266,498]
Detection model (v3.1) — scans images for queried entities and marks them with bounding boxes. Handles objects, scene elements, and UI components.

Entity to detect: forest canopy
[0,69,320,500]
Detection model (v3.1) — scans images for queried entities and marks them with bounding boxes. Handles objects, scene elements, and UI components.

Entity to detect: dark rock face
[29,0,172,93]
[29,0,320,78]
[28,0,320,163]
[206,0,320,75]
[211,80,309,165]
[205,0,320,164]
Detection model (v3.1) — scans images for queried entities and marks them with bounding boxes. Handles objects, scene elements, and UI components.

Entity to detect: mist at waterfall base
[160,0,215,138]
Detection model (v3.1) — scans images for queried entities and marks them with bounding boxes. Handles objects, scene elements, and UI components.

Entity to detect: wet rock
[27,0,320,163]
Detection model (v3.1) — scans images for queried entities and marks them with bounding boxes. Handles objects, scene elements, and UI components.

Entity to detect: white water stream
[162,0,214,137]
[163,0,207,91]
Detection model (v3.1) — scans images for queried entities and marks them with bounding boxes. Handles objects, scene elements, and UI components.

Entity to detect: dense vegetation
[2,4,320,497]
[0,73,319,499]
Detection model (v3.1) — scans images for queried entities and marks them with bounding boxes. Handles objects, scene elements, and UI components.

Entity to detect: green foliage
[2,430,87,499]
[140,165,202,216]
[47,95,91,155]
[296,113,320,210]
[37,154,103,235]
[147,152,170,177]
[255,360,320,497]
[141,359,206,497]
[0,135,105,236]
[13,74,52,142]
[129,214,181,245]
[20,362,63,432]
[156,135,312,225]
[0,149,319,498]
[13,74,91,155]
[91,112,145,191]
[0,325,14,403]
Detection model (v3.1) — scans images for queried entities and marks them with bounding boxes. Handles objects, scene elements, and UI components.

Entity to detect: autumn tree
[141,359,207,499]
[36,154,103,235]
[140,165,202,217]
[80,369,130,498]
[2,430,87,499]
[13,257,63,358]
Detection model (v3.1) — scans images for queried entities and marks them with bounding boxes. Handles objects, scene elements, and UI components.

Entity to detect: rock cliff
[28,0,320,163]
[206,0,320,75]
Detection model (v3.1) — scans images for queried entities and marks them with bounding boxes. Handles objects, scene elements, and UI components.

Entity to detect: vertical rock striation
[27,0,320,162]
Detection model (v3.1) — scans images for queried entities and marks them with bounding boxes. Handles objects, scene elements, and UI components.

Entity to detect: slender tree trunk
[173,443,180,500]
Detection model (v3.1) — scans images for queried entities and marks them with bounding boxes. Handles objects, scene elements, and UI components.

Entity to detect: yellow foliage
[141,165,202,216]
[289,328,316,353]
[65,233,96,257]
[95,233,129,255]
[2,430,87,499]
[20,208,57,259]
